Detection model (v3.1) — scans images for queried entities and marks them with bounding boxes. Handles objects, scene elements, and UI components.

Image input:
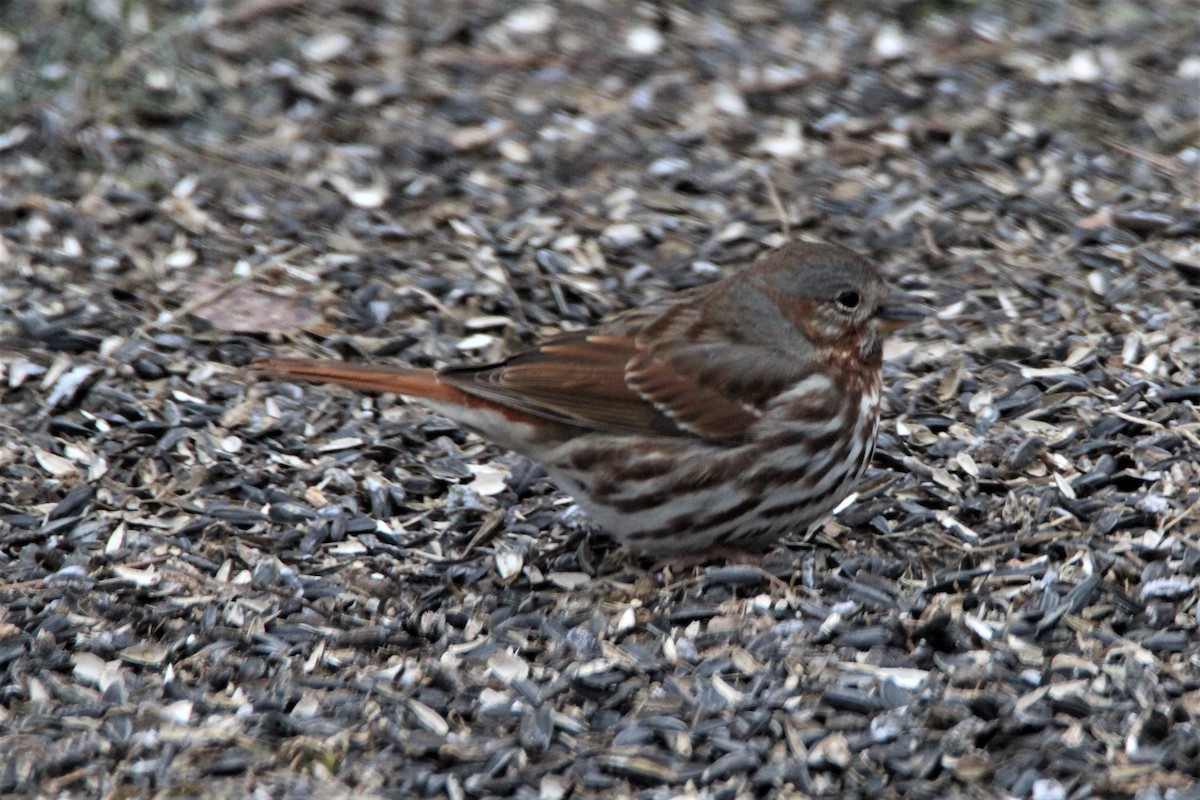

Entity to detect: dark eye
[836,290,861,310]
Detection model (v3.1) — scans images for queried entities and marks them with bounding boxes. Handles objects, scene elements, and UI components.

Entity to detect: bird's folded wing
[440,333,760,442]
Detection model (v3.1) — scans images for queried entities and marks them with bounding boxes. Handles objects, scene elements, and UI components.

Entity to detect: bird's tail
[251,357,464,403]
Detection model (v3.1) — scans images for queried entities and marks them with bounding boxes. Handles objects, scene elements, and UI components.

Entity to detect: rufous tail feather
[251,357,464,403]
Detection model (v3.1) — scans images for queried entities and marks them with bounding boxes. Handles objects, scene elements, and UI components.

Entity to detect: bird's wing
[440,330,765,442]
[441,333,667,436]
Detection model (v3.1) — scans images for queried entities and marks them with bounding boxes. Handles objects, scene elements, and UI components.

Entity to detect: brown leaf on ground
[187,283,328,335]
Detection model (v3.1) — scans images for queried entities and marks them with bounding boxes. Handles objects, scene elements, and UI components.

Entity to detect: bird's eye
[836,290,861,310]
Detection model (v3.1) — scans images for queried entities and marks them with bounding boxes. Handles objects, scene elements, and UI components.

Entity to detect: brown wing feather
[624,349,759,440]
[441,324,766,442]
[440,334,681,437]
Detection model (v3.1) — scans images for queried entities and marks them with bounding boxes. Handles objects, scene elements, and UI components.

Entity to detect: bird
[252,241,923,558]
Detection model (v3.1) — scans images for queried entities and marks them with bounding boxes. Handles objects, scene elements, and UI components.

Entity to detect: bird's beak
[876,291,928,334]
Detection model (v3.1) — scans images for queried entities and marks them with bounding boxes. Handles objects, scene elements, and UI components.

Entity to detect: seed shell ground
[2,2,1199,798]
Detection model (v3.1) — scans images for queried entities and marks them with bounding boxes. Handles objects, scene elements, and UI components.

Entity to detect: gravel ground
[2,1,1200,798]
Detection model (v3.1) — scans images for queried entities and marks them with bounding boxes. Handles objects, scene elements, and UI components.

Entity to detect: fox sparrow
[253,242,923,556]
